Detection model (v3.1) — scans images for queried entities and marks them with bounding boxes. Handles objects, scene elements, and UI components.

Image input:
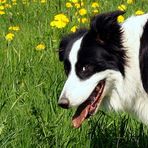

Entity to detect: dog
[58,10,148,128]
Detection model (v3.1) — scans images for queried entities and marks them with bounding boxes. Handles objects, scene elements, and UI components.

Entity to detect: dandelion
[71,26,77,32]
[51,21,68,28]
[93,9,99,14]
[0,5,4,10]
[50,21,56,27]
[66,2,72,8]
[5,33,14,41]
[78,17,88,23]
[12,0,17,5]
[50,13,69,29]
[74,3,80,8]
[135,10,144,15]
[0,0,6,4]
[70,0,78,3]
[9,26,20,31]
[117,15,125,23]
[40,0,46,3]
[36,43,45,51]
[54,14,69,23]
[118,4,127,11]
[80,2,84,7]
[127,0,134,4]
[4,4,12,9]
[91,2,99,8]
[79,8,87,16]
[0,10,5,15]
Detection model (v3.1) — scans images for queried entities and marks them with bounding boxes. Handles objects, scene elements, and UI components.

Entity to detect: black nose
[58,98,69,109]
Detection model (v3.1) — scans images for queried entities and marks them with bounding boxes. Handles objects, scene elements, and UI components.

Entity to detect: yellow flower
[80,2,84,6]
[50,14,69,29]
[118,4,127,11]
[74,3,80,8]
[70,0,78,3]
[66,2,72,8]
[0,0,6,4]
[91,2,99,8]
[9,26,20,31]
[117,15,125,23]
[36,43,45,51]
[0,10,5,15]
[79,8,87,16]
[0,5,4,10]
[4,4,12,8]
[5,33,14,41]
[135,10,144,15]
[71,26,77,32]
[50,20,67,28]
[54,13,69,23]
[40,0,46,3]
[93,9,99,14]
[55,21,68,28]
[11,0,17,5]
[127,0,134,4]
[50,21,56,27]
[78,17,88,23]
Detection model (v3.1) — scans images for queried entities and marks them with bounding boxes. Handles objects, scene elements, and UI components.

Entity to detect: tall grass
[0,0,148,147]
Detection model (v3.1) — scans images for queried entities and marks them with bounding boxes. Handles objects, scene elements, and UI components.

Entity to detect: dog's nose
[58,98,69,109]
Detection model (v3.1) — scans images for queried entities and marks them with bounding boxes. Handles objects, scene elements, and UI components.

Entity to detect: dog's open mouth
[72,80,105,128]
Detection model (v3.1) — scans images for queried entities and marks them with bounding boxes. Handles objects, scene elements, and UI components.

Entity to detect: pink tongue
[72,101,91,128]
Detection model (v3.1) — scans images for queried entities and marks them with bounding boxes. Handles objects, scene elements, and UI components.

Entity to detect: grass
[0,0,148,147]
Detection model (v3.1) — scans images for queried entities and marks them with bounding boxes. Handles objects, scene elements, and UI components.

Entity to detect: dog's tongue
[72,100,91,128]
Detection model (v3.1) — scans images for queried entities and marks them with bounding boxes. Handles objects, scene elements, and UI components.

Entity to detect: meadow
[0,0,148,147]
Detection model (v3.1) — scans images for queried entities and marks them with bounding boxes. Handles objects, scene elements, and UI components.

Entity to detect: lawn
[0,0,148,147]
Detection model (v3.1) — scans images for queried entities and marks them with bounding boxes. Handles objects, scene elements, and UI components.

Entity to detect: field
[0,0,148,147]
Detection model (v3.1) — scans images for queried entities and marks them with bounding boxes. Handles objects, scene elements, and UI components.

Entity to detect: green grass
[0,0,148,147]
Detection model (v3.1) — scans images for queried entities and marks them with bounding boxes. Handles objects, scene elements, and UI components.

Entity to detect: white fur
[59,14,148,124]
[107,14,148,124]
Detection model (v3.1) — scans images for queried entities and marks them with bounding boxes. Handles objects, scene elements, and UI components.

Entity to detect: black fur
[59,29,87,75]
[59,29,87,61]
[76,11,126,79]
[59,11,127,79]
[140,20,148,93]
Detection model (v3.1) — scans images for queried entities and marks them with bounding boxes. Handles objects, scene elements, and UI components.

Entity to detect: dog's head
[58,11,126,128]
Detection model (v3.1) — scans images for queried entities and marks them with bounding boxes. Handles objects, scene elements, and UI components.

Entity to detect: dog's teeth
[96,86,100,91]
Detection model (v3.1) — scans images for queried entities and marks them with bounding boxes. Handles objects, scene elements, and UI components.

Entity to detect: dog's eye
[76,63,95,79]
[81,65,93,73]
[81,64,93,73]
[82,66,87,72]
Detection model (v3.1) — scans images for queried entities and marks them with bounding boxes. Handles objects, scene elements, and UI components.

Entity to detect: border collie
[58,11,148,128]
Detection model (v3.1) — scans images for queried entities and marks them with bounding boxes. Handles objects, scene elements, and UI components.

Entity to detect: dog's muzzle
[58,97,69,109]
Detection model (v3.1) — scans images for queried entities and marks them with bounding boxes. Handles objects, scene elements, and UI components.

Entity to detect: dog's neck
[119,14,148,124]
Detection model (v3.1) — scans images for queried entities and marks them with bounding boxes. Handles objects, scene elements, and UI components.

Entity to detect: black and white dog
[58,11,148,128]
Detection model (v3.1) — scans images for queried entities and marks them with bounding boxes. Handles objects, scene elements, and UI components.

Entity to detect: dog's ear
[59,29,87,61]
[90,10,125,45]
[59,36,69,61]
